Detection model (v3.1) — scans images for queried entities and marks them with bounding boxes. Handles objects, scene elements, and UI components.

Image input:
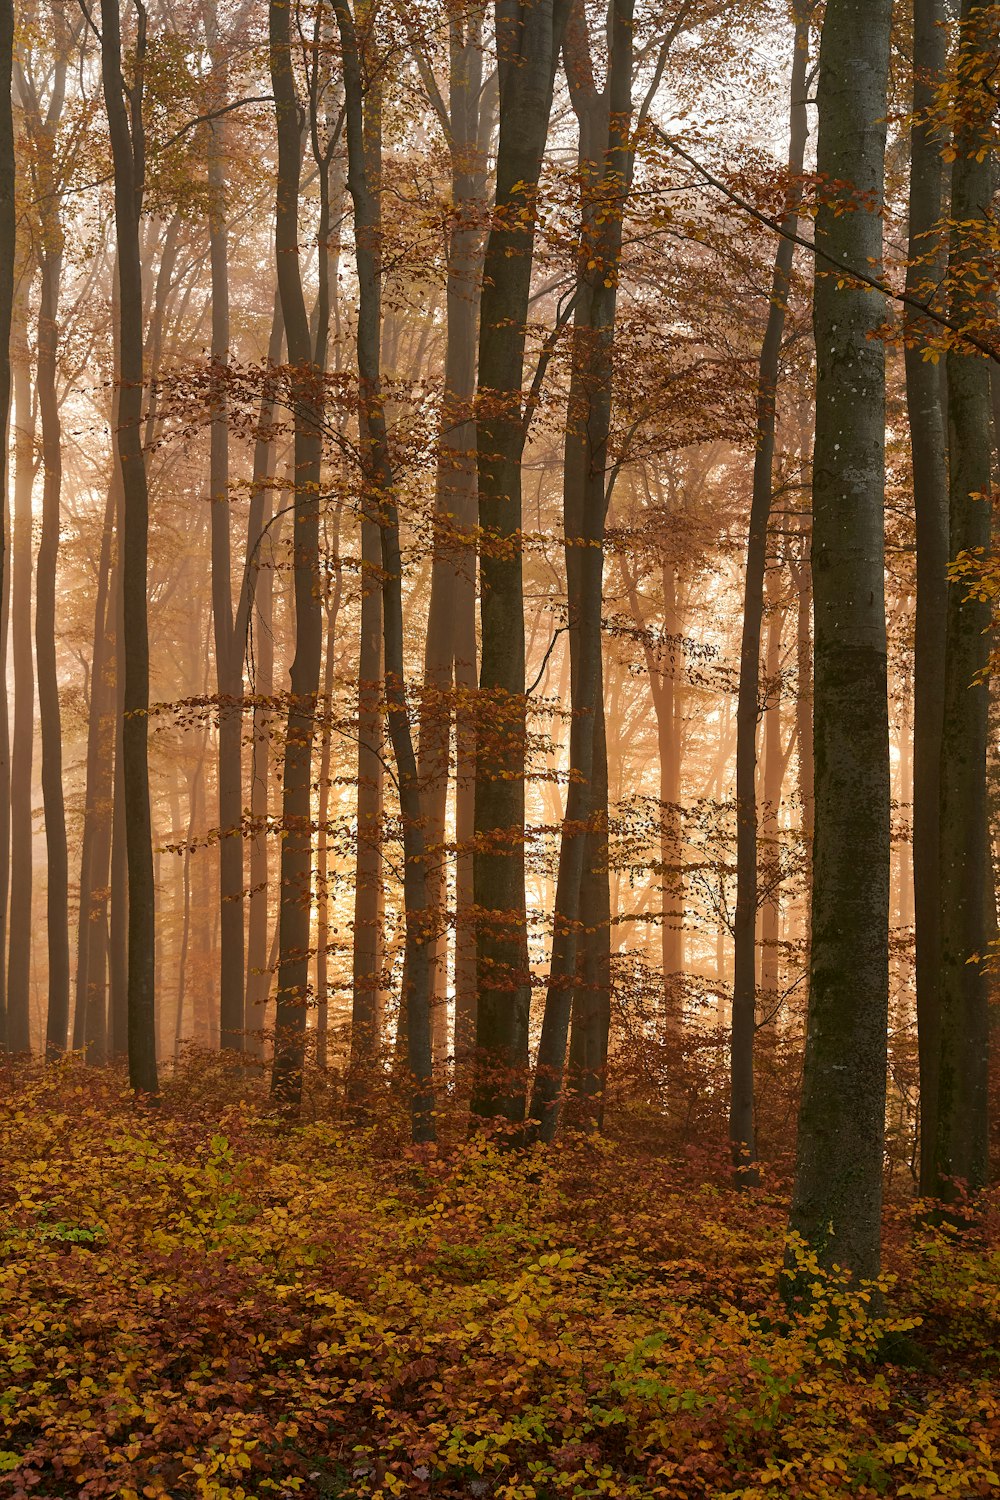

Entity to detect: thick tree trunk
[472,0,569,1125]
[787,0,892,1285]
[731,4,809,1180]
[529,0,633,1142]
[7,284,34,1054]
[268,0,324,1106]
[100,0,158,1093]
[905,0,950,1198]
[933,0,995,1199]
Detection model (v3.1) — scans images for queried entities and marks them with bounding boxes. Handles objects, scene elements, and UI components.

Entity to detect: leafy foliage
[1,1061,998,1499]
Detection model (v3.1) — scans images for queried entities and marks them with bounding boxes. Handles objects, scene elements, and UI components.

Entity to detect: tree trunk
[315,518,343,1070]
[99,0,158,1094]
[243,296,283,1062]
[7,280,34,1054]
[759,569,786,1001]
[335,0,435,1141]
[269,0,324,1107]
[0,0,12,1048]
[205,17,245,1054]
[348,513,384,1100]
[787,0,892,1286]
[417,8,490,1068]
[905,0,950,1198]
[472,0,569,1125]
[933,0,995,1199]
[73,477,117,1059]
[731,2,809,1181]
[36,232,70,1056]
[529,0,632,1142]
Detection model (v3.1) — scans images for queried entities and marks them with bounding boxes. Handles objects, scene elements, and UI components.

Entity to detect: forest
[1,0,999,1495]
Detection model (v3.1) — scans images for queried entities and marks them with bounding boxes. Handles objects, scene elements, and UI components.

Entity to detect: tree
[529,0,635,1141]
[334,0,435,1141]
[933,0,996,1200]
[16,3,77,1056]
[472,0,569,1126]
[0,0,12,1051]
[98,0,158,1094]
[787,0,892,1284]
[905,0,951,1203]
[730,0,810,1183]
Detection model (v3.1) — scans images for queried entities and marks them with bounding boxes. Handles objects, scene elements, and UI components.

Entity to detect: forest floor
[1,1057,998,1500]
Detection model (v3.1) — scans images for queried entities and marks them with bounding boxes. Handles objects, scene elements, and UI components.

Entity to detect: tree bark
[73,476,117,1060]
[0,0,12,1050]
[933,0,996,1199]
[416,7,491,1068]
[529,0,632,1142]
[7,279,34,1054]
[99,0,158,1093]
[472,0,569,1126]
[335,0,435,1140]
[348,512,384,1099]
[731,3,809,1181]
[904,0,950,1198]
[36,210,70,1057]
[269,0,324,1107]
[243,296,283,1061]
[787,0,892,1286]
[204,8,245,1053]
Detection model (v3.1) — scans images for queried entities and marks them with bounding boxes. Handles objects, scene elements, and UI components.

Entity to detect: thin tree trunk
[75,480,117,1062]
[530,0,633,1141]
[417,8,489,1068]
[315,519,343,1070]
[0,0,12,1048]
[205,5,245,1053]
[905,0,950,1198]
[759,569,786,1001]
[787,0,892,1286]
[731,2,810,1181]
[335,0,435,1140]
[933,0,995,1199]
[472,0,569,1126]
[7,279,34,1054]
[36,225,70,1056]
[269,0,324,1106]
[99,0,158,1093]
[349,513,384,1100]
[243,297,283,1062]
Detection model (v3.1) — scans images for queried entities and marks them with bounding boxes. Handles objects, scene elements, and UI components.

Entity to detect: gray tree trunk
[904,0,950,1198]
[99,0,158,1093]
[7,280,34,1054]
[731,3,810,1181]
[787,0,892,1286]
[268,0,324,1106]
[0,0,12,1050]
[472,0,569,1125]
[934,0,996,1199]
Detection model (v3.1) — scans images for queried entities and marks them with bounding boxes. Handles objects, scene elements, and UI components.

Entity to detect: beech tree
[0,0,11,1054]
[98,0,158,1094]
[787,0,892,1283]
[933,0,996,1199]
[472,0,569,1126]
